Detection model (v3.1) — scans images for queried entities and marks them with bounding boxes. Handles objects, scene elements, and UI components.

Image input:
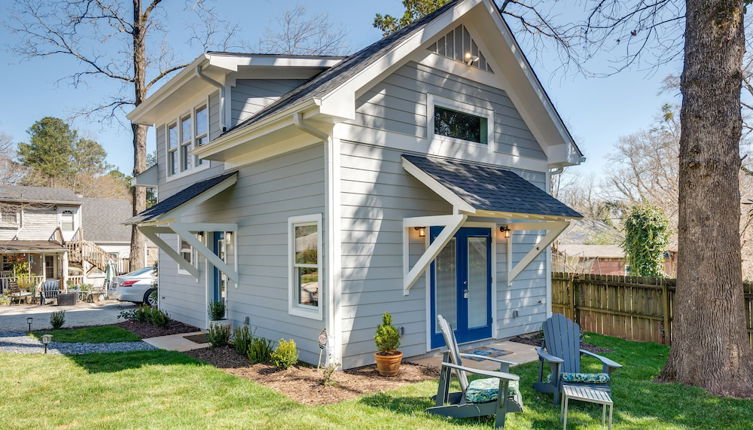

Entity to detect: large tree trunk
[659,0,753,397]
[128,0,147,271]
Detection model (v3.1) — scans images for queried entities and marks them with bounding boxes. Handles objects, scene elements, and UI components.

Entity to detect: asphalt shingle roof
[0,185,82,204]
[402,154,582,218]
[127,171,237,224]
[223,0,459,136]
[82,198,132,242]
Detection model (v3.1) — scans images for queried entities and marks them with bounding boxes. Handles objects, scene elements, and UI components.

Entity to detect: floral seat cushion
[548,372,611,384]
[465,378,520,403]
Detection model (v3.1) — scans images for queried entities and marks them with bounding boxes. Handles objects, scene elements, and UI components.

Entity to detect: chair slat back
[437,314,469,391]
[43,280,61,298]
[542,314,581,373]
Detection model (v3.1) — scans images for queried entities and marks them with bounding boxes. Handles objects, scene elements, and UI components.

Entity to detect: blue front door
[212,232,226,302]
[430,227,493,348]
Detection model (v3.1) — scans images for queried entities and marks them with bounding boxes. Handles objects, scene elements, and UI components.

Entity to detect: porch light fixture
[26,317,33,333]
[464,51,479,66]
[41,334,52,354]
[414,227,426,238]
[499,225,511,239]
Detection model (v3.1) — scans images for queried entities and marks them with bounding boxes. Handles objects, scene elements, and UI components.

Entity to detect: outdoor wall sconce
[41,334,52,354]
[414,227,426,238]
[499,225,511,239]
[197,231,205,243]
[464,51,479,66]
[26,317,33,333]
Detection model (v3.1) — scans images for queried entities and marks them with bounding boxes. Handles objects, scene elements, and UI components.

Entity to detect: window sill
[288,305,322,320]
[165,162,211,183]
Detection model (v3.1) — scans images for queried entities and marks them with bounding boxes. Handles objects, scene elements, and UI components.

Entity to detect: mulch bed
[115,320,199,338]
[184,346,439,405]
[509,332,612,354]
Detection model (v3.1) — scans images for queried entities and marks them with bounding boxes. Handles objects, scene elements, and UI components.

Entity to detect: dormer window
[166,101,210,179]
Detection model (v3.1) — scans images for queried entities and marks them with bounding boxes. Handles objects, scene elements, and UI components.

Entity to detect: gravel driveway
[0,330,157,355]
[0,301,135,331]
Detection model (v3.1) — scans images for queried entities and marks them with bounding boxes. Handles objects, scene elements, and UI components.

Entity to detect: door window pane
[467,237,488,328]
[435,238,456,332]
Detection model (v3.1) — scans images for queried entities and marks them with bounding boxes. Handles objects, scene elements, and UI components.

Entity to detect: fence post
[568,276,575,321]
[662,281,671,344]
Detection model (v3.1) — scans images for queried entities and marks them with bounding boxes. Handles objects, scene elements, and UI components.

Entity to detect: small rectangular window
[194,105,208,166]
[288,214,322,319]
[179,239,193,265]
[167,123,178,176]
[434,105,488,144]
[61,210,74,231]
[0,207,18,226]
[180,116,192,171]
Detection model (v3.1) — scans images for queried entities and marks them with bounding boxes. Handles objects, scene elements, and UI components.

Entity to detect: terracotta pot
[374,351,403,376]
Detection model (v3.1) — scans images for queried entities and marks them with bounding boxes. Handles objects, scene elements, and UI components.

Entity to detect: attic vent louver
[427,24,494,73]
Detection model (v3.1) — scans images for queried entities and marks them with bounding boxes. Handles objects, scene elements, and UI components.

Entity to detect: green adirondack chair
[533,314,622,405]
[426,314,523,428]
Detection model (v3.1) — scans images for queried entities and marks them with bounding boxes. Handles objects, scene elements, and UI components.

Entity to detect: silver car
[111,267,157,307]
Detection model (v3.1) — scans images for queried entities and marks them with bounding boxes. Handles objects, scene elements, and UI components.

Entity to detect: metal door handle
[464,289,469,298]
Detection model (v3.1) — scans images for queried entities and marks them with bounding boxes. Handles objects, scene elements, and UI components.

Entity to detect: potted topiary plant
[374,312,402,376]
[208,299,230,330]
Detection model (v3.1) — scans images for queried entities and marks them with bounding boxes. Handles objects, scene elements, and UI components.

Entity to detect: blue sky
[0,0,678,177]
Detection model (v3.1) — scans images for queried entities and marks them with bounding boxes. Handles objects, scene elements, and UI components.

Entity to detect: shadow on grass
[65,349,207,374]
[359,392,500,428]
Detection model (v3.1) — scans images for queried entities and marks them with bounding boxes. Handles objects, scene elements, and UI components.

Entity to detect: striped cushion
[465,378,520,403]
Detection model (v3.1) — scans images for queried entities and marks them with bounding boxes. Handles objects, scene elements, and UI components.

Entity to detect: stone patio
[143,331,209,352]
[410,339,538,371]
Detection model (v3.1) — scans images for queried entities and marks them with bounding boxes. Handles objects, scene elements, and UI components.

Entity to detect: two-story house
[127,0,583,369]
[0,186,146,292]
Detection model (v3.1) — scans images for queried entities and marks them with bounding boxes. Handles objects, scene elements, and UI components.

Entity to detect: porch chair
[7,279,32,305]
[426,314,524,429]
[533,314,622,405]
[40,280,61,305]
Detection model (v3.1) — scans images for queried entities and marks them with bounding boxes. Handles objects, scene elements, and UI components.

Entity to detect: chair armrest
[440,362,520,382]
[580,349,622,369]
[458,353,518,367]
[536,347,564,364]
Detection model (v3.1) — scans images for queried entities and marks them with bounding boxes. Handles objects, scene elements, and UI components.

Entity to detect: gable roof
[402,154,582,219]
[126,171,238,224]
[82,198,132,242]
[222,1,459,136]
[0,185,82,205]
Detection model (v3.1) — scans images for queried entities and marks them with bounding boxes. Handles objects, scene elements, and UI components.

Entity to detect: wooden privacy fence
[552,272,753,346]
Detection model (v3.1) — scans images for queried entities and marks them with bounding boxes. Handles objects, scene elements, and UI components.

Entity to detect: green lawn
[1,334,752,429]
[30,326,141,343]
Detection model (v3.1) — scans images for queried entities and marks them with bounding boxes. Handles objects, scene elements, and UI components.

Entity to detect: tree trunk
[659,0,753,397]
[128,0,147,271]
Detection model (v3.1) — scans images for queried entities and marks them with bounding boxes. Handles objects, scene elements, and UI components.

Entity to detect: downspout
[195,65,226,132]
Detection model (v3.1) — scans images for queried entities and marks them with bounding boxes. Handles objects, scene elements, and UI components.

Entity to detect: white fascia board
[319,0,483,119]
[401,158,476,214]
[209,54,343,71]
[127,54,209,124]
[131,164,159,187]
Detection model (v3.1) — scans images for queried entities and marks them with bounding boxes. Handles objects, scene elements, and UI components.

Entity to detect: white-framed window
[288,214,322,319]
[0,207,19,227]
[165,100,210,179]
[61,210,75,231]
[167,122,178,176]
[427,94,494,153]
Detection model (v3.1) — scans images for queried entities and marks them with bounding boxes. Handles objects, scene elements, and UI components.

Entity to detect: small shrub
[0,295,10,305]
[233,325,253,356]
[247,337,273,364]
[320,362,340,387]
[134,306,151,323]
[207,300,226,320]
[374,312,400,353]
[50,311,65,329]
[271,338,298,369]
[207,323,231,348]
[147,307,169,328]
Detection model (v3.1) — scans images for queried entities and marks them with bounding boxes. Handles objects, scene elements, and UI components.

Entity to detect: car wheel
[144,289,158,307]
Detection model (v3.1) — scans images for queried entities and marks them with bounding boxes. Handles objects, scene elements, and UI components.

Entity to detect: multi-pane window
[61,210,74,231]
[167,123,178,176]
[194,105,207,166]
[434,105,488,144]
[179,239,193,265]
[166,102,209,177]
[288,214,322,318]
[180,115,192,171]
[0,207,18,226]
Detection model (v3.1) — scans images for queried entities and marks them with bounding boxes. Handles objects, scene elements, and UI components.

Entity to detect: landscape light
[41,334,52,354]
[26,317,33,332]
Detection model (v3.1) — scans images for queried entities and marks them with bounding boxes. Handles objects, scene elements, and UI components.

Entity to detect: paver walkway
[0,330,156,355]
[0,301,135,331]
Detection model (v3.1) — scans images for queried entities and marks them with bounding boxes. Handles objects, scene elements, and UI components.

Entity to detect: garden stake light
[26,317,33,332]
[41,334,52,354]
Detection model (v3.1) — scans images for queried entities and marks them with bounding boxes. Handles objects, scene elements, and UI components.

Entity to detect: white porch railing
[0,275,46,294]
[67,275,84,287]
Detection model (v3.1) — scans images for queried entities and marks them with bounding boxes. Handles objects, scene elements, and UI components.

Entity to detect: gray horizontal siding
[352,61,546,160]
[230,79,307,127]
[157,144,326,364]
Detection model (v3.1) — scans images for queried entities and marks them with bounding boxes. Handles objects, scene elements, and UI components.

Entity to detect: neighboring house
[0,186,145,291]
[555,244,678,276]
[127,0,584,369]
